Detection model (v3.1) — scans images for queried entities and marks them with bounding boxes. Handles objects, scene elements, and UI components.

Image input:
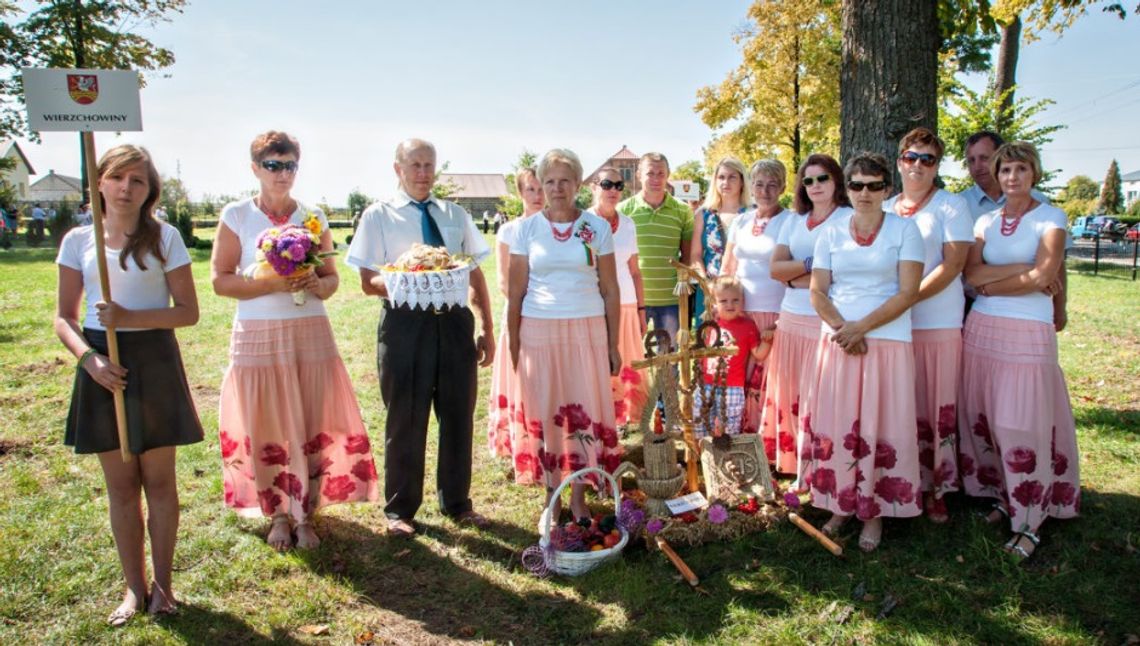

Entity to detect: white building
[28,170,83,204]
[0,141,36,201]
[1122,170,1140,209]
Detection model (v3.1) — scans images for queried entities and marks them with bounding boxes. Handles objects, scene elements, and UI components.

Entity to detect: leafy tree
[431,160,460,200]
[938,84,1063,162]
[2,0,185,141]
[1061,197,1095,220]
[346,189,371,216]
[1059,175,1100,203]
[497,193,523,219]
[672,160,710,199]
[0,154,17,210]
[1098,159,1124,214]
[574,185,592,210]
[992,0,1134,40]
[694,0,841,180]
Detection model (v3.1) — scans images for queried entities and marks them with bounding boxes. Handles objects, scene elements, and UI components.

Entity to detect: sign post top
[21,68,142,133]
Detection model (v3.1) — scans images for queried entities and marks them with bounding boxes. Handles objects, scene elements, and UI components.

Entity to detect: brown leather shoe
[387,518,416,538]
[452,510,491,529]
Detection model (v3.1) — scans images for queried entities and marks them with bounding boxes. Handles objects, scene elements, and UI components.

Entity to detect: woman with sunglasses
[592,166,648,428]
[762,154,851,481]
[507,149,622,519]
[689,157,749,322]
[487,168,545,461]
[958,141,1077,562]
[806,152,924,552]
[881,127,974,524]
[56,145,202,624]
[721,159,792,439]
[211,131,378,551]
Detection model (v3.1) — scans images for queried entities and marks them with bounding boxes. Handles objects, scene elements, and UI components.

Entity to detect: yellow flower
[304,213,321,235]
[281,249,293,260]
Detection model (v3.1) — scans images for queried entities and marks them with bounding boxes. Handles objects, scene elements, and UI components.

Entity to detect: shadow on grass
[160,604,304,645]
[1074,405,1140,440]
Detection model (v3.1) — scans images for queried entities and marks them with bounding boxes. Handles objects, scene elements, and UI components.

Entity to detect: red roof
[610,145,638,161]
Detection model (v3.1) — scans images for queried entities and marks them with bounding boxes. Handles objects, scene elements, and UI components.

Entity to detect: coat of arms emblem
[67,74,99,105]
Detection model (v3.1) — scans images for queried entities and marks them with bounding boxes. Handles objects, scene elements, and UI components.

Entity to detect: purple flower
[646,519,664,534]
[707,504,729,525]
[783,491,802,509]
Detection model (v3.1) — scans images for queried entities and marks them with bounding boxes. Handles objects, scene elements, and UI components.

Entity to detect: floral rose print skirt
[510,316,622,490]
[806,336,922,520]
[486,322,516,459]
[760,311,821,477]
[219,316,379,522]
[912,328,962,498]
[612,303,648,427]
[958,311,1079,534]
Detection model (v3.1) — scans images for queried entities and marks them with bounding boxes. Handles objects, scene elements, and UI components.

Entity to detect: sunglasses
[598,179,625,191]
[801,174,831,187]
[899,151,938,167]
[260,159,299,173]
[847,180,889,193]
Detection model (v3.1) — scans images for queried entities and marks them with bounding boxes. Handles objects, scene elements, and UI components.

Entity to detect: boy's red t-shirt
[702,316,760,387]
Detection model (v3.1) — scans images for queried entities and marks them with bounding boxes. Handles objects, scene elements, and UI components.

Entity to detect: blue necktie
[414,200,445,247]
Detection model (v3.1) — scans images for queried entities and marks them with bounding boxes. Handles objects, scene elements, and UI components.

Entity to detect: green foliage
[1129,200,1140,217]
[174,201,193,246]
[993,0,1134,41]
[1060,175,1100,202]
[0,154,16,210]
[1061,197,1096,220]
[672,160,710,198]
[46,201,74,244]
[497,193,523,219]
[346,189,371,216]
[1098,159,1124,214]
[1,0,185,140]
[574,184,593,210]
[431,160,460,200]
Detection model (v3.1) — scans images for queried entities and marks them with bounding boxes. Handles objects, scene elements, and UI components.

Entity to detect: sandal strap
[991,503,1009,517]
[1018,531,1040,546]
[1007,544,1032,559]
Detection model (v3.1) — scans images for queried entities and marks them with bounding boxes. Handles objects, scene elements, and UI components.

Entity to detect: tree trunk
[993,15,1021,133]
[840,0,939,186]
[73,0,91,205]
[791,33,802,173]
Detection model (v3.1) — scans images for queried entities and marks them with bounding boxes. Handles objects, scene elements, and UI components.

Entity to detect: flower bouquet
[243,213,334,305]
[378,243,476,310]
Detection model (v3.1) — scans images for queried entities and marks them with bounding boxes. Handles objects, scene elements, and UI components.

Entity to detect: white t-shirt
[883,190,974,330]
[511,211,615,319]
[727,208,792,313]
[497,217,523,249]
[219,197,329,321]
[608,213,639,305]
[774,207,852,316]
[56,222,192,331]
[813,211,926,342]
[971,203,1067,324]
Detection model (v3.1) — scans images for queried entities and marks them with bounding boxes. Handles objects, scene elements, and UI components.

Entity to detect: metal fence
[1068,235,1139,280]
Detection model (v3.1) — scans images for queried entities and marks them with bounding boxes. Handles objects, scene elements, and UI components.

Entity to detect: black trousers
[377,304,477,520]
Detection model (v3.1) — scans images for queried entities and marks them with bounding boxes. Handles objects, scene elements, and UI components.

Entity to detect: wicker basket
[537,467,629,577]
[380,262,475,310]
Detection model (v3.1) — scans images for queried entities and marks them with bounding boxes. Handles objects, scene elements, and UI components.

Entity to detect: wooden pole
[788,513,843,556]
[655,536,699,587]
[82,131,131,462]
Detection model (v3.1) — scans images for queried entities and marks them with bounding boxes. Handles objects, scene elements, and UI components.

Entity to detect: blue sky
[12,1,1140,204]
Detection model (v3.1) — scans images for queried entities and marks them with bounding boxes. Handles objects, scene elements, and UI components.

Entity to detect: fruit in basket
[382,243,471,272]
[603,533,621,549]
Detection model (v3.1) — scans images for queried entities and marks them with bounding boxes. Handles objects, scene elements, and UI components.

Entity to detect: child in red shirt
[694,276,774,437]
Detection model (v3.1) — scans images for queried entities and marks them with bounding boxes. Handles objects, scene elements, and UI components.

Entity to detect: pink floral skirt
[486,324,516,459]
[912,328,962,497]
[759,311,820,476]
[219,316,379,521]
[958,312,1079,533]
[510,316,622,489]
[741,311,779,436]
[611,303,648,427]
[806,337,922,519]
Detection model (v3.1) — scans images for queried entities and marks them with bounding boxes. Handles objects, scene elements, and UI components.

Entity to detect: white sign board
[21,68,142,132]
[664,491,709,515]
[670,179,701,202]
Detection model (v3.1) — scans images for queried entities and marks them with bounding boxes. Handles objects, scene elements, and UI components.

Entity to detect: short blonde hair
[711,275,744,296]
[703,157,749,212]
[991,141,1043,187]
[638,152,670,173]
[750,159,786,188]
[537,148,583,184]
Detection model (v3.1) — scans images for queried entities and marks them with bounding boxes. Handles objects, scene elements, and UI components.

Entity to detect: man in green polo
[618,152,693,346]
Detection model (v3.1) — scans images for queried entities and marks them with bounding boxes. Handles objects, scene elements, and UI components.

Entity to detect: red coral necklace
[258,197,294,226]
[850,214,884,247]
[1000,199,1038,236]
[549,212,577,242]
[752,205,781,236]
[807,204,837,231]
[895,185,936,217]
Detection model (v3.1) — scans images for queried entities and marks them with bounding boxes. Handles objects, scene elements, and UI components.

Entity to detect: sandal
[147,581,178,616]
[1003,531,1040,562]
[982,503,1009,525]
[858,519,883,553]
[926,495,949,524]
[107,594,145,627]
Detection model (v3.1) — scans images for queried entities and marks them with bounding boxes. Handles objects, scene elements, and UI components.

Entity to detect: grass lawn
[0,236,1137,645]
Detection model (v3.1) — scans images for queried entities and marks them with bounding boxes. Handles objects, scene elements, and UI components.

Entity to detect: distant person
[0,205,12,249]
[55,145,203,624]
[482,210,490,233]
[75,202,93,226]
[154,206,168,221]
[618,152,693,345]
[30,203,46,243]
[958,141,1078,563]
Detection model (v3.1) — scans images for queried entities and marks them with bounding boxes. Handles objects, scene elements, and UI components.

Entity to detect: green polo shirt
[617,192,694,306]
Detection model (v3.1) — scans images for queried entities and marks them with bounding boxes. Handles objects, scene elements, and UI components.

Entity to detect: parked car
[1097,216,1128,242]
[1071,215,1100,239]
[1072,215,1128,240]
[1126,223,1140,242]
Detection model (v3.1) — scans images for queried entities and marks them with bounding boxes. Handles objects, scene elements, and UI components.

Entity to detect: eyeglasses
[846,180,889,193]
[801,174,831,187]
[899,151,938,167]
[260,159,299,173]
[598,179,625,191]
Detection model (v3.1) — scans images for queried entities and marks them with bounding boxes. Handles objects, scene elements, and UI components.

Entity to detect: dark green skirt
[65,328,204,455]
